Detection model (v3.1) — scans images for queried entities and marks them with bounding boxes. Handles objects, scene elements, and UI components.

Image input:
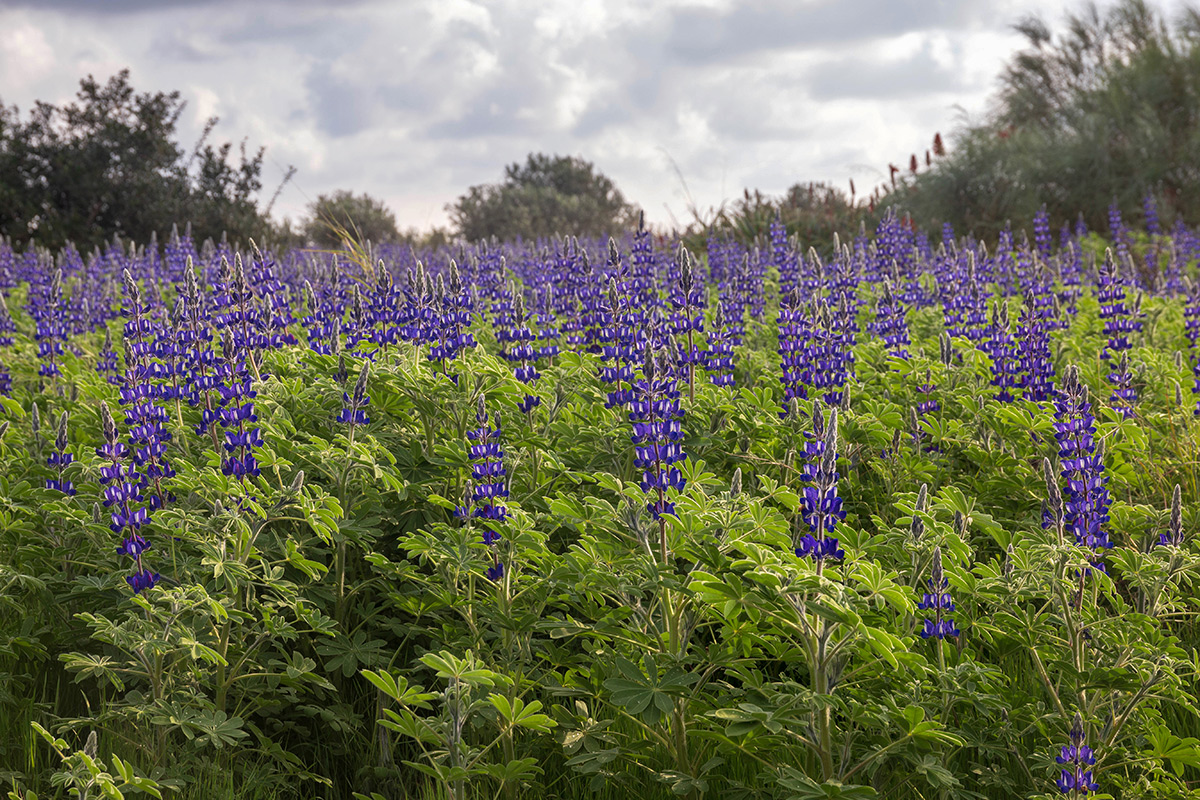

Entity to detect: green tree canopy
[886,0,1200,238]
[448,153,639,242]
[302,190,401,249]
[0,70,287,251]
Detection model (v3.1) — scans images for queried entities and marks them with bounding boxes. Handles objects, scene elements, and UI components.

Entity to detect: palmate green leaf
[489,694,557,732]
[602,654,698,726]
[316,630,388,677]
[708,702,800,738]
[899,705,964,747]
[1144,724,1200,777]
[418,650,499,687]
[60,653,126,691]
[160,707,248,749]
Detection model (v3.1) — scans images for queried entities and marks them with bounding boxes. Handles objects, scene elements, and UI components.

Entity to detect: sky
[0,0,1192,233]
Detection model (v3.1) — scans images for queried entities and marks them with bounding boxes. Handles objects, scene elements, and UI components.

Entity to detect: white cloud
[0,18,55,92]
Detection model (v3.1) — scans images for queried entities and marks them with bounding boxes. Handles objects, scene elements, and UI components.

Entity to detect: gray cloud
[304,66,376,138]
[3,0,1162,230]
[663,0,993,65]
[805,44,971,101]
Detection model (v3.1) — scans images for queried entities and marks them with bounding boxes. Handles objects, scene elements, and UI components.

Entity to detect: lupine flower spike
[338,362,371,445]
[630,347,687,564]
[98,402,159,594]
[46,411,77,495]
[1055,713,1099,796]
[1053,366,1111,575]
[918,547,959,639]
[796,406,845,562]
[457,397,508,581]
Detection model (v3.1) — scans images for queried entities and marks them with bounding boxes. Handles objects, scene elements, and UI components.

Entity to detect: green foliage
[0,70,288,251]
[448,153,638,242]
[703,183,869,254]
[887,0,1200,237]
[3,253,1200,800]
[303,191,402,250]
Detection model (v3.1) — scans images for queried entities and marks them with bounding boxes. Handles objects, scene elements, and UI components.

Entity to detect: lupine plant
[1,220,1199,800]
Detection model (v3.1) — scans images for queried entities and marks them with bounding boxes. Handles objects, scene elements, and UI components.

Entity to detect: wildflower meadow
[2,206,1200,800]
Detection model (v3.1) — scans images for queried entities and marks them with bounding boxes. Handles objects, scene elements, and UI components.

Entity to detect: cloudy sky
[0,0,1191,232]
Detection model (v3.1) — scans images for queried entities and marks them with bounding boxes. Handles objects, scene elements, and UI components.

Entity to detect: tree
[887,0,1200,238]
[302,190,401,249]
[448,153,638,242]
[0,70,286,250]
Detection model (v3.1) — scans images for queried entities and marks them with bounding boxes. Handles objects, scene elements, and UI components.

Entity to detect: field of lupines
[2,204,1200,800]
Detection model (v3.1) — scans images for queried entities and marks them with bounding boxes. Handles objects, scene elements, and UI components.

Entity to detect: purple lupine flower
[126,569,162,594]
[532,284,560,364]
[1015,292,1056,403]
[630,348,687,525]
[872,281,910,360]
[98,401,159,594]
[1143,192,1161,237]
[1055,714,1099,796]
[0,292,15,349]
[498,286,542,414]
[1107,352,1137,419]
[796,406,845,562]
[599,244,643,411]
[96,327,121,385]
[918,548,959,639]
[705,302,736,388]
[1097,250,1141,371]
[628,212,659,317]
[1053,366,1111,575]
[770,212,801,294]
[670,246,705,402]
[0,292,12,397]
[1033,205,1053,262]
[457,397,508,580]
[429,260,476,379]
[984,301,1019,403]
[337,362,371,437]
[216,332,261,481]
[120,270,174,508]
[181,262,222,449]
[46,411,77,496]
[777,287,811,415]
[808,299,850,407]
[33,269,68,379]
[248,244,297,350]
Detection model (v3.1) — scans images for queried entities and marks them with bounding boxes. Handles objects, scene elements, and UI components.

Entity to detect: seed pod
[1168,484,1183,547]
[729,468,742,499]
[910,483,928,540]
[1043,458,1062,523]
